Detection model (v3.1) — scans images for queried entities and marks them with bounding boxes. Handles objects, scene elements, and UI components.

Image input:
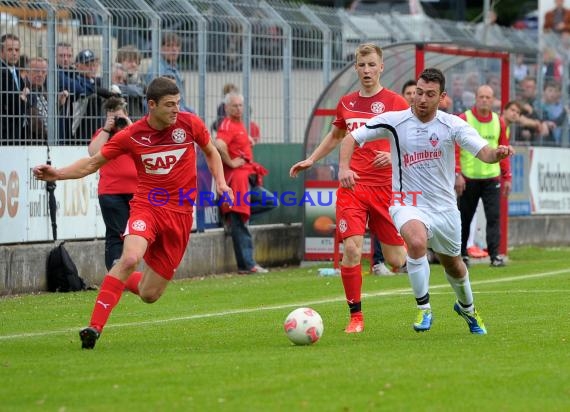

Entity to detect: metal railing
[2,0,567,147]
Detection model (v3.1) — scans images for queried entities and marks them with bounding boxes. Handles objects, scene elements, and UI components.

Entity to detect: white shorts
[389,206,461,257]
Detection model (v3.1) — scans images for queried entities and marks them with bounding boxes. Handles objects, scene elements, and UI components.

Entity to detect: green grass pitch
[1,247,569,411]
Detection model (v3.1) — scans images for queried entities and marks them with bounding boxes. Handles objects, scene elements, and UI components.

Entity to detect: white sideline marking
[1,268,569,341]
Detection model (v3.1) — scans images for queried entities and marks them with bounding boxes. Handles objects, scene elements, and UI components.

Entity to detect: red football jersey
[101,112,210,213]
[332,88,409,186]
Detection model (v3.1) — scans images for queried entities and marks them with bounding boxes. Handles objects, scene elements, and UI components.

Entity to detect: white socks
[407,255,430,308]
[445,271,474,313]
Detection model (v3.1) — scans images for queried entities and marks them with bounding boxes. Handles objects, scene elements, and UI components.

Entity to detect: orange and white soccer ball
[283,307,324,345]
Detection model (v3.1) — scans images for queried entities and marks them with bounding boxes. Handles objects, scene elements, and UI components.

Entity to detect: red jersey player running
[33,77,232,349]
[289,43,408,333]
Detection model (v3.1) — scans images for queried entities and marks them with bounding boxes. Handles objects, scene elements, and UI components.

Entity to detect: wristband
[102,129,112,134]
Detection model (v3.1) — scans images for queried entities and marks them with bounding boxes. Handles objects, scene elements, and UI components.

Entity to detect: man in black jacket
[0,33,27,145]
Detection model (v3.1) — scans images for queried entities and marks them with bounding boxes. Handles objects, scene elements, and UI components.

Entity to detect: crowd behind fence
[0,0,568,147]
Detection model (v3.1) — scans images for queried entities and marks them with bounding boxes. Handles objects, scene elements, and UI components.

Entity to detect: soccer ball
[283,307,324,345]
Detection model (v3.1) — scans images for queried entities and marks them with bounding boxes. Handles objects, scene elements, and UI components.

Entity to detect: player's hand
[289,159,314,177]
[32,164,57,181]
[338,169,359,189]
[496,145,514,160]
[454,173,465,197]
[372,150,391,168]
[217,185,234,208]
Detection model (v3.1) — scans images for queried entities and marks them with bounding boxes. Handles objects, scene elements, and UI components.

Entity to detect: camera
[114,116,128,130]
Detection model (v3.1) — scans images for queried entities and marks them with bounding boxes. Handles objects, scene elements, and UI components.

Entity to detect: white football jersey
[352,109,488,211]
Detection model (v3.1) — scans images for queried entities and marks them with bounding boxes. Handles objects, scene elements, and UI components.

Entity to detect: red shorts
[336,184,403,246]
[125,204,193,280]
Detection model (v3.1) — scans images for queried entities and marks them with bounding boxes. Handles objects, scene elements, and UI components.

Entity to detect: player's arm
[214,138,245,169]
[338,133,359,189]
[88,113,120,155]
[476,145,515,164]
[289,125,346,177]
[202,140,233,201]
[33,152,108,182]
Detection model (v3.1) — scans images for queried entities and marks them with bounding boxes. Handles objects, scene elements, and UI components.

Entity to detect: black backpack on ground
[46,242,88,292]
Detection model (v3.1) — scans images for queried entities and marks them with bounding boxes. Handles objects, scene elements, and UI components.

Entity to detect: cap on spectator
[75,49,98,64]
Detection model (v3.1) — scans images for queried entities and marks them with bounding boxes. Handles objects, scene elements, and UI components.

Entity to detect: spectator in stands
[513,54,530,83]
[457,85,512,268]
[115,45,146,119]
[537,80,566,146]
[543,0,570,35]
[88,96,136,270]
[464,71,481,94]
[212,83,239,132]
[515,76,549,144]
[215,92,277,274]
[65,49,118,144]
[212,83,261,144]
[0,33,27,145]
[542,47,563,83]
[502,100,522,140]
[450,73,468,114]
[56,42,74,71]
[55,42,75,143]
[22,57,67,145]
[146,32,193,113]
[401,79,416,105]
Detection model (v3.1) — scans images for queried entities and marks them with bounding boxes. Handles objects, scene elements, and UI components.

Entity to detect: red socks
[341,264,362,308]
[89,275,125,332]
[124,271,142,295]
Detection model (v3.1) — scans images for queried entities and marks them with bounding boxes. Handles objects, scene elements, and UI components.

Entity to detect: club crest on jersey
[131,219,146,232]
[172,128,186,143]
[142,148,187,174]
[338,218,348,233]
[429,133,439,147]
[371,102,385,114]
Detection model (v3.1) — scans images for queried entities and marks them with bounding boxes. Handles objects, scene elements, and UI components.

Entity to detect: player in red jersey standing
[289,43,408,333]
[33,77,232,349]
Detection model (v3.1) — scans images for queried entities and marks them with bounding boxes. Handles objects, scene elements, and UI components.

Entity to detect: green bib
[461,110,500,179]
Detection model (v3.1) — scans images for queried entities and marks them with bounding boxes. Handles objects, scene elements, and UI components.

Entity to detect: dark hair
[103,96,128,113]
[1,33,19,47]
[504,100,522,112]
[419,68,446,93]
[161,32,180,47]
[146,77,180,103]
[401,79,417,94]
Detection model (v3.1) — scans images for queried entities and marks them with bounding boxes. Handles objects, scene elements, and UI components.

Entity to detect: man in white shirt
[338,68,514,335]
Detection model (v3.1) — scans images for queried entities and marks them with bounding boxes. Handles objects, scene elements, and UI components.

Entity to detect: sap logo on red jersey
[346,118,370,132]
[142,148,187,174]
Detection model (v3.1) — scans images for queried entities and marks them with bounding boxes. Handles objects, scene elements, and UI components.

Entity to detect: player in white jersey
[338,68,514,335]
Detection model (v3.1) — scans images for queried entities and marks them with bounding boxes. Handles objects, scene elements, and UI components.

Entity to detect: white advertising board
[1,147,103,243]
[528,147,570,214]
